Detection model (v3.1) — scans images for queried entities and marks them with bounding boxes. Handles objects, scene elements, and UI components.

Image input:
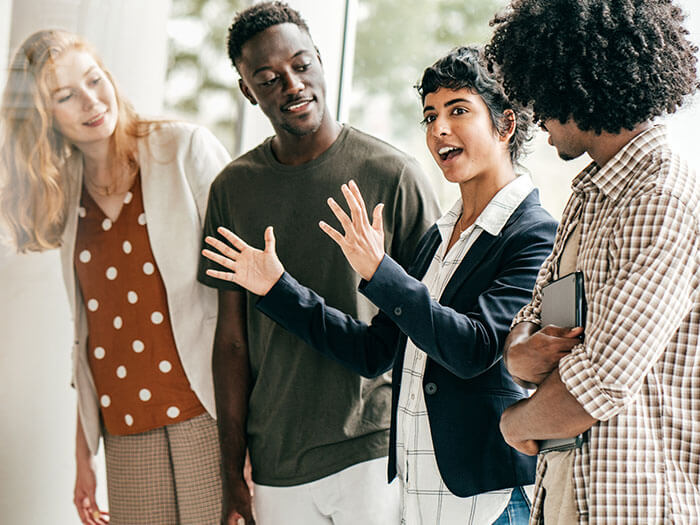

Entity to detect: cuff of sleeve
[511,305,541,329]
[359,255,409,315]
[256,271,298,314]
[558,344,627,421]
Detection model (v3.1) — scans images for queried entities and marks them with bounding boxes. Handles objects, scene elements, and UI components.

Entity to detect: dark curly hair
[227,1,311,68]
[417,46,533,166]
[485,0,699,133]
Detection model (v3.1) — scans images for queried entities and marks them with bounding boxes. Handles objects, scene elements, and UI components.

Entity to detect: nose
[430,115,450,138]
[80,89,99,111]
[281,70,304,95]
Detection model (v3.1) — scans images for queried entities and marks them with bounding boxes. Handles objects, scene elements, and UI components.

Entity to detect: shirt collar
[571,125,668,200]
[436,174,535,241]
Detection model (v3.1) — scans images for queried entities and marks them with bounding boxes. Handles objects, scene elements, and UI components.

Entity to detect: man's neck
[586,122,652,167]
[271,114,342,166]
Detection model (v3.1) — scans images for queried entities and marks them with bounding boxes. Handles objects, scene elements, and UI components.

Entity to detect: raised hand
[203,226,284,296]
[319,180,385,281]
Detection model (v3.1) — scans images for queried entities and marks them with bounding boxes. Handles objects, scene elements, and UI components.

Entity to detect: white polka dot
[87,299,99,312]
[139,388,152,402]
[100,394,111,407]
[159,360,172,373]
[106,266,118,280]
[116,365,127,378]
[138,213,146,226]
[113,316,123,329]
[79,250,91,263]
[143,262,154,275]
[122,241,132,254]
[93,346,105,359]
[127,291,138,304]
[151,311,164,325]
[132,340,144,353]
[123,191,133,204]
[78,207,87,218]
[124,414,134,426]
[102,218,112,231]
[166,406,180,419]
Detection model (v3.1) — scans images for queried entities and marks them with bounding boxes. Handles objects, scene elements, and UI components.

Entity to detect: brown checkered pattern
[513,125,700,524]
[104,412,222,524]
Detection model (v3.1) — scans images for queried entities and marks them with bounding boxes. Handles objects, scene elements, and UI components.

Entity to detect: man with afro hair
[486,0,699,523]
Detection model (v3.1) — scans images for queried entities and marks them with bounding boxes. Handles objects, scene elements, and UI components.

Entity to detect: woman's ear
[500,109,516,142]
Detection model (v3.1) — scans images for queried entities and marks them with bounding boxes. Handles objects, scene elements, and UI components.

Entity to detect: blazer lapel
[439,190,539,305]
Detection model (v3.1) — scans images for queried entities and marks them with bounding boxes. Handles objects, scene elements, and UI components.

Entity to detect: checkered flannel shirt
[513,125,700,524]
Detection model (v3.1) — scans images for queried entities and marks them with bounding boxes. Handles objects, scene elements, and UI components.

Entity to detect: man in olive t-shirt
[197,3,439,525]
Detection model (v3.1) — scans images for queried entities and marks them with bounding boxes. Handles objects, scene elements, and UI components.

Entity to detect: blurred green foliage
[165,0,247,152]
[351,0,504,143]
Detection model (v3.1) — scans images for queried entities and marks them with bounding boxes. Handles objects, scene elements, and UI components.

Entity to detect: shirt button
[394,306,402,316]
[410,393,416,400]
[424,382,438,395]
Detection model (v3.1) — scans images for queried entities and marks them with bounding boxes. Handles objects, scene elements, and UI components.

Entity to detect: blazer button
[424,382,438,395]
[394,306,402,316]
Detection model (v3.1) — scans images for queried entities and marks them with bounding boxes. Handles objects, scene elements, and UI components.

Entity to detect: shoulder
[140,121,217,151]
[209,140,269,193]
[342,126,423,175]
[503,190,558,245]
[624,143,698,229]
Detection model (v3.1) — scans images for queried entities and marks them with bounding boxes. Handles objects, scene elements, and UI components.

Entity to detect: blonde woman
[0,30,231,524]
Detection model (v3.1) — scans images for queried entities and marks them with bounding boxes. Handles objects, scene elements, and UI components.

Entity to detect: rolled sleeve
[558,192,697,421]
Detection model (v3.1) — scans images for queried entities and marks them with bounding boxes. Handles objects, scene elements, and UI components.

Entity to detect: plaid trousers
[104,412,222,524]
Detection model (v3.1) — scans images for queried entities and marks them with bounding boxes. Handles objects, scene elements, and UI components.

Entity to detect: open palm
[203,226,284,296]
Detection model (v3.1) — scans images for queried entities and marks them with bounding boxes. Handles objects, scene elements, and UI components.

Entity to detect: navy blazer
[257,189,557,497]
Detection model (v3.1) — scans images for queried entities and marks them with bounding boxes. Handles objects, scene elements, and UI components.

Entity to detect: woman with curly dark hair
[486,1,699,524]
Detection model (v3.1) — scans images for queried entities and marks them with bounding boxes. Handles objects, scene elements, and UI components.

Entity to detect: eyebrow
[422,98,475,113]
[51,66,98,94]
[252,50,311,76]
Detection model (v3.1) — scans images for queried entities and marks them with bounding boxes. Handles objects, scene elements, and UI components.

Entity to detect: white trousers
[253,457,400,525]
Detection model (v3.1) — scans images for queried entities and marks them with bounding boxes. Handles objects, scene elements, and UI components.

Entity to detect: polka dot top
[74,173,204,435]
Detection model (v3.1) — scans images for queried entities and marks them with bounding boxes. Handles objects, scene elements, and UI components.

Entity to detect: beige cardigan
[59,122,231,454]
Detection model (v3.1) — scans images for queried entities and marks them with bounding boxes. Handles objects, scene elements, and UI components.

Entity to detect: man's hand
[319,180,386,281]
[203,226,284,296]
[504,322,583,387]
[222,477,255,525]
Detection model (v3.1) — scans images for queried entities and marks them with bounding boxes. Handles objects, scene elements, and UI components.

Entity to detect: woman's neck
[80,140,135,197]
[458,163,517,230]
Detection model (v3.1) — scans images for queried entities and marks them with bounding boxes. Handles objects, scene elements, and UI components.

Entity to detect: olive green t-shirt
[198,125,440,486]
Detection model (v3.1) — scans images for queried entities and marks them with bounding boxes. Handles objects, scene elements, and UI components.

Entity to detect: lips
[83,112,106,127]
[282,98,314,113]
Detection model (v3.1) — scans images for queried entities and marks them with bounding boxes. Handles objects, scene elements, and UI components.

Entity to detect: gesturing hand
[319,180,385,281]
[203,226,284,296]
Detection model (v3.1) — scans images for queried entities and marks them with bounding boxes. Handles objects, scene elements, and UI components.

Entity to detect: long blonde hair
[0,30,151,252]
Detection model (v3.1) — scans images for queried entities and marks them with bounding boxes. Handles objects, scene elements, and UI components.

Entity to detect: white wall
[0,2,170,524]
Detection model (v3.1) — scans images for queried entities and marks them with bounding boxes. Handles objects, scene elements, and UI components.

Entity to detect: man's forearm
[213,340,250,488]
[503,321,539,387]
[500,368,596,442]
[213,290,252,491]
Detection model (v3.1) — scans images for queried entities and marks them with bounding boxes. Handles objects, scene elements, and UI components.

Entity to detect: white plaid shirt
[513,125,700,524]
[397,175,535,524]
